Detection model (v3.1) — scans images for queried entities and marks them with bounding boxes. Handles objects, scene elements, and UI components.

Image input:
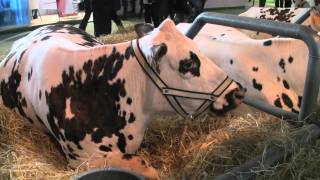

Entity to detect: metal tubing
[214,124,320,180]
[293,9,310,24]
[185,12,320,123]
[244,97,299,126]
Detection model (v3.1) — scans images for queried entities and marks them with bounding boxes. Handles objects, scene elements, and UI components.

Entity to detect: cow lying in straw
[0,19,246,178]
[177,21,318,114]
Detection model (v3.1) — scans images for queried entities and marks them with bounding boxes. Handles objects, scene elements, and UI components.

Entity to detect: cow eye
[182,60,194,70]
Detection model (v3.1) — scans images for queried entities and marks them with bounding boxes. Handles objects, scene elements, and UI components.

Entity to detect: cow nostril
[235,93,244,99]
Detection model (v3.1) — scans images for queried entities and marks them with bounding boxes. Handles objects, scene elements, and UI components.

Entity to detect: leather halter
[131,39,234,119]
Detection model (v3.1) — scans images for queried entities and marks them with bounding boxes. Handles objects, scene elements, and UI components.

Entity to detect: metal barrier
[185,12,320,179]
[186,12,320,123]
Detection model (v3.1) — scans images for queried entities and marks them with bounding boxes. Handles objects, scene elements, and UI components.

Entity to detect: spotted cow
[0,20,245,178]
[177,22,313,115]
[239,7,320,39]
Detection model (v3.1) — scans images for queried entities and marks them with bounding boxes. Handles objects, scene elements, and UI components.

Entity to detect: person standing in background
[143,0,160,27]
[79,0,92,31]
[92,0,112,37]
[29,0,39,19]
[259,0,266,7]
[111,0,125,31]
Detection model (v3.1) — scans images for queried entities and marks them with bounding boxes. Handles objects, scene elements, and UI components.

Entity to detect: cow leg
[84,153,158,179]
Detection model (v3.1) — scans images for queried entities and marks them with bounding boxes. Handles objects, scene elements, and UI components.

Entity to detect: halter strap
[131,39,234,119]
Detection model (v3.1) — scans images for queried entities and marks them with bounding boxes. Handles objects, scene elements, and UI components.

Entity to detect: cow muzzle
[210,84,246,116]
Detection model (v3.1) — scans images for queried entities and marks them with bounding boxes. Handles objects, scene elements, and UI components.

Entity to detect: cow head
[134,19,246,115]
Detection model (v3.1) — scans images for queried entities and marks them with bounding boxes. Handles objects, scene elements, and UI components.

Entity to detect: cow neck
[131,39,234,120]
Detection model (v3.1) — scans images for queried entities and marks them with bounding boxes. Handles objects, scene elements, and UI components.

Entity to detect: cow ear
[150,43,168,73]
[134,23,154,38]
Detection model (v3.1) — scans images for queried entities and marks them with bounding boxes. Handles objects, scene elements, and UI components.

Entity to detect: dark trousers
[259,0,266,7]
[144,4,160,27]
[92,2,112,37]
[175,0,188,14]
[32,9,39,19]
[275,0,292,7]
[79,0,92,30]
[111,11,123,27]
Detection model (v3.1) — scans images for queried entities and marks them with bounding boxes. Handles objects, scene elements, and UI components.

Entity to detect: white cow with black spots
[0,20,246,178]
[177,22,315,115]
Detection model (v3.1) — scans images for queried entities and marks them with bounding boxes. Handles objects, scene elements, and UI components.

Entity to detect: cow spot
[99,145,112,152]
[3,52,16,67]
[263,40,272,46]
[288,56,294,63]
[27,68,33,81]
[41,36,51,41]
[44,46,132,152]
[279,58,286,73]
[125,46,135,60]
[277,77,281,82]
[274,97,282,108]
[0,61,30,122]
[18,49,27,63]
[39,90,42,100]
[220,34,225,37]
[282,80,290,89]
[128,113,136,123]
[127,97,132,105]
[252,79,263,91]
[230,59,233,65]
[117,133,127,153]
[281,93,293,108]
[128,134,134,140]
[178,51,201,77]
[252,66,259,72]
[44,25,103,47]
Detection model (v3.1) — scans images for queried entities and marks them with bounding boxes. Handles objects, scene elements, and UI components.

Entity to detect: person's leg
[92,2,107,36]
[151,2,160,27]
[79,0,92,30]
[285,0,292,7]
[144,4,152,24]
[105,4,112,35]
[259,0,266,7]
[139,0,144,17]
[188,0,204,22]
[123,0,128,19]
[111,11,123,26]
[168,0,175,19]
[131,0,136,14]
[174,0,187,23]
[280,0,284,7]
[111,10,125,31]
[275,0,279,7]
